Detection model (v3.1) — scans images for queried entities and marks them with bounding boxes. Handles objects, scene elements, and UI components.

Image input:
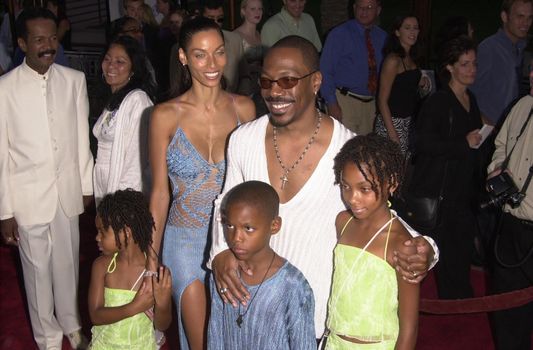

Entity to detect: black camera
[480,172,525,209]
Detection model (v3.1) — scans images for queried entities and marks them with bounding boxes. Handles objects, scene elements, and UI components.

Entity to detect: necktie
[365,28,378,95]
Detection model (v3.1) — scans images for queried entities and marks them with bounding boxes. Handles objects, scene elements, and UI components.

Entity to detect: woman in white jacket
[93,35,157,203]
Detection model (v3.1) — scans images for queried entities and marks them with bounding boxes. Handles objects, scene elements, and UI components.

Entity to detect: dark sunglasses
[259,70,317,89]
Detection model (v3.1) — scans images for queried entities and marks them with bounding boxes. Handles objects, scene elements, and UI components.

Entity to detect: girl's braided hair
[97,189,154,253]
[333,134,405,198]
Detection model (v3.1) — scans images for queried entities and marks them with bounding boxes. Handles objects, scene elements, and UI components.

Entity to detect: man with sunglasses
[201,0,244,93]
[208,35,439,341]
[320,0,385,135]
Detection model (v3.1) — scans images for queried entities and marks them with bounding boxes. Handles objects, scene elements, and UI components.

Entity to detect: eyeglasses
[259,70,317,89]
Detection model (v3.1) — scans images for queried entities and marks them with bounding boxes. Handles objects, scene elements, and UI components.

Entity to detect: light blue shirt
[208,260,316,349]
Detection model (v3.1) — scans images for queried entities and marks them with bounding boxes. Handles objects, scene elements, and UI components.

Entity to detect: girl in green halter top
[88,189,172,349]
[326,135,420,350]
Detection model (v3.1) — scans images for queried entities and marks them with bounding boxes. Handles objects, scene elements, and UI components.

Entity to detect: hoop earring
[387,200,392,208]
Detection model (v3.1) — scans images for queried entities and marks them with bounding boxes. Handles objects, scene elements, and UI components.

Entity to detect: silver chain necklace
[236,252,276,328]
[273,110,322,189]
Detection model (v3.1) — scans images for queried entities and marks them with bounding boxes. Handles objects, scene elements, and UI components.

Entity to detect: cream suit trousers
[17,201,81,350]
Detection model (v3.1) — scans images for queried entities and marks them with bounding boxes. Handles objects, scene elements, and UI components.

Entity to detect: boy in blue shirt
[208,181,315,349]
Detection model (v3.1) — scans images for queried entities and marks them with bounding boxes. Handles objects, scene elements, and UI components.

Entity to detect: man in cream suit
[0,8,93,350]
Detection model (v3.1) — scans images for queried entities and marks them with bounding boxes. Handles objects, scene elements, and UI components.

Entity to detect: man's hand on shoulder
[212,249,251,307]
[393,236,434,284]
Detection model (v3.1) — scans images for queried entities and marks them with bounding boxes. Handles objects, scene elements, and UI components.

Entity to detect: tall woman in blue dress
[375,15,428,156]
[149,17,255,349]
[408,36,483,299]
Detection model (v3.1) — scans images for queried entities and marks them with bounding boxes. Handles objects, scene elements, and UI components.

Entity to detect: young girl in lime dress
[325,134,419,350]
[88,189,172,349]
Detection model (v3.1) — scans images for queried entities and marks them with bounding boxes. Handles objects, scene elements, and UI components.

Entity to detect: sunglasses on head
[259,70,317,89]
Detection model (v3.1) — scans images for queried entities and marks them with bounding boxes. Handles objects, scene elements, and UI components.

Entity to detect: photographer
[486,72,533,350]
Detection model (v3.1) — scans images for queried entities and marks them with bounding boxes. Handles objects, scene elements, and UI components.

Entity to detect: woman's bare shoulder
[335,210,352,232]
[231,93,256,122]
[151,96,192,130]
[383,53,402,69]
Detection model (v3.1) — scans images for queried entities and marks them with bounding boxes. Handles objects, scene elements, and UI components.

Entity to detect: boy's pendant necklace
[236,252,276,328]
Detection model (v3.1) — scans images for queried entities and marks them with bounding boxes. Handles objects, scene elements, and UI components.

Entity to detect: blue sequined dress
[163,128,224,350]
[163,105,238,348]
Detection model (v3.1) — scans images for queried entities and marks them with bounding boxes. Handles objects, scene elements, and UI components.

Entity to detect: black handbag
[403,108,454,231]
[404,194,443,231]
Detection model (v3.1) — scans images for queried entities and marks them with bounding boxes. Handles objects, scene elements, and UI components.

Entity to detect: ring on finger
[219,287,228,294]
[411,271,417,277]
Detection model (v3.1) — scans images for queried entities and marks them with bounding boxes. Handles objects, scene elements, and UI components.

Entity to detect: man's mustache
[38,49,56,58]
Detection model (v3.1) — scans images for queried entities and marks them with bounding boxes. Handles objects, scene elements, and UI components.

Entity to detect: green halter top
[90,252,156,350]
[326,214,399,348]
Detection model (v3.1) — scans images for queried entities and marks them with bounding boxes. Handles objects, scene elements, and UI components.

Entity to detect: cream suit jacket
[0,61,94,226]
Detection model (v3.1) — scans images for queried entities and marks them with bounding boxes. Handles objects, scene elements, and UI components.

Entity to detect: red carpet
[0,210,517,349]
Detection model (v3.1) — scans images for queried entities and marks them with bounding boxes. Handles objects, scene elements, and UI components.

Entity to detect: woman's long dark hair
[169,16,225,98]
[383,14,421,62]
[98,36,157,111]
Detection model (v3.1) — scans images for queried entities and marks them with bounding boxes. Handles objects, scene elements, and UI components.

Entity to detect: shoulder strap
[107,252,118,274]
[400,57,407,71]
[231,94,241,125]
[339,216,354,237]
[383,212,395,260]
[501,107,533,170]
[131,269,147,291]
[362,215,396,252]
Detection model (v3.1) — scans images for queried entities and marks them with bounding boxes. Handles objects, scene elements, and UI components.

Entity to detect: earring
[387,200,392,208]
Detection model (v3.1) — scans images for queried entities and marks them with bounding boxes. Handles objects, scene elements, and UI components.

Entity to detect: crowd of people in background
[0,0,532,349]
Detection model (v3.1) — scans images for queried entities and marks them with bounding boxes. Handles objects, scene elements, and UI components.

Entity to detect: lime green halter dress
[325,214,399,350]
[90,252,156,350]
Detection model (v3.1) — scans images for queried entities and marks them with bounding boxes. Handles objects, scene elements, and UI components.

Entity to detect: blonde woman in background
[234,0,266,115]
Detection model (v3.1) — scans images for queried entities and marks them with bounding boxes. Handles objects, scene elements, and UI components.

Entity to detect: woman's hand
[466,129,482,148]
[388,129,401,144]
[212,250,251,307]
[153,266,172,307]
